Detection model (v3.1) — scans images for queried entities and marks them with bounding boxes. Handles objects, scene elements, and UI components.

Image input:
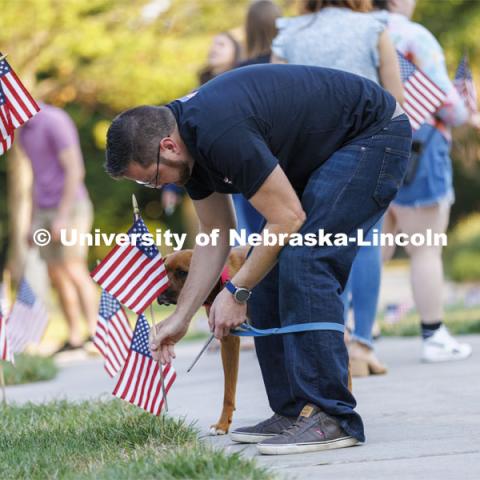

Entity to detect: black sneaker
[52,341,84,356]
[230,413,296,444]
[257,404,359,455]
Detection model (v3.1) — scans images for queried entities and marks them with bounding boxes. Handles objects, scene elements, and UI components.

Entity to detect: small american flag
[94,289,133,378]
[454,55,478,114]
[0,80,14,155]
[113,315,176,415]
[91,218,169,314]
[0,55,40,128]
[0,310,13,363]
[397,51,447,130]
[7,278,48,354]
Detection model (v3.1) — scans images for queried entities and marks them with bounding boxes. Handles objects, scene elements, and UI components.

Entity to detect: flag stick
[133,194,169,412]
[132,194,140,221]
[0,364,6,406]
[150,303,168,412]
[0,54,8,62]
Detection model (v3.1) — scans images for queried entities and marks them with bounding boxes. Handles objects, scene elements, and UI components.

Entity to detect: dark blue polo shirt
[167,64,396,200]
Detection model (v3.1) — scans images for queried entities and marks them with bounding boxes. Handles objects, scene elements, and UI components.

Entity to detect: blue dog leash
[187,322,344,372]
[230,322,344,337]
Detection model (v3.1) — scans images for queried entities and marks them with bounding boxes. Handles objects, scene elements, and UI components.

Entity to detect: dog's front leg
[209,335,240,435]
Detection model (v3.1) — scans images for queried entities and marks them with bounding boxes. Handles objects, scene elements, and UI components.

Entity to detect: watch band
[224,280,251,304]
[224,280,236,295]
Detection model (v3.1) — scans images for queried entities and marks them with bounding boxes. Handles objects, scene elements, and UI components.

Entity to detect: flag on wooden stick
[0,310,13,364]
[94,289,133,378]
[113,315,176,415]
[7,278,48,354]
[0,80,14,156]
[91,217,169,315]
[454,54,478,114]
[397,51,447,130]
[0,54,40,128]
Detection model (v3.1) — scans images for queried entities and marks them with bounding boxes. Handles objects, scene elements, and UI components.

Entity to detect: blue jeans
[341,217,384,348]
[394,124,453,207]
[249,115,411,442]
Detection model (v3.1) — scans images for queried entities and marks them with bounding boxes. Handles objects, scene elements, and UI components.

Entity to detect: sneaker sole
[230,432,277,444]
[421,351,472,363]
[257,436,359,455]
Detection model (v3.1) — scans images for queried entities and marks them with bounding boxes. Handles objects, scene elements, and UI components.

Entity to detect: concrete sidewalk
[5,336,480,480]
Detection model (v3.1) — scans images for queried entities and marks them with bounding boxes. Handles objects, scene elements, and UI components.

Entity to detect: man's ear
[160,137,177,153]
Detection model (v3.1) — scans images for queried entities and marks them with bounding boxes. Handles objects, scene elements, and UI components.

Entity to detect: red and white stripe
[91,245,169,314]
[456,79,478,114]
[0,103,14,155]
[113,355,176,415]
[0,312,14,363]
[0,67,40,128]
[7,301,48,354]
[403,70,446,130]
[94,308,132,378]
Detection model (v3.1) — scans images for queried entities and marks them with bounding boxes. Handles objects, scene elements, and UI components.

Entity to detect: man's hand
[149,313,189,364]
[208,288,247,339]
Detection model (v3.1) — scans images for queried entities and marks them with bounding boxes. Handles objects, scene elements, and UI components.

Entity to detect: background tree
[0,0,479,277]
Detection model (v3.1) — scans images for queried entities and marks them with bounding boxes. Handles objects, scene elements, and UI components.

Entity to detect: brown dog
[157,246,352,435]
[157,246,249,435]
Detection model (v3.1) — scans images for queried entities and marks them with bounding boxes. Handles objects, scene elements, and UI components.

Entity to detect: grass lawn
[379,304,480,336]
[0,400,273,480]
[2,354,58,386]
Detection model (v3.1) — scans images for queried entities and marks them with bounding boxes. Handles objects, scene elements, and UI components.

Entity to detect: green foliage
[0,400,273,480]
[0,0,252,110]
[2,354,58,385]
[1,0,479,251]
[444,213,480,281]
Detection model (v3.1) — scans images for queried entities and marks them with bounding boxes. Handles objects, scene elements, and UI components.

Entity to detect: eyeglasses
[136,143,161,189]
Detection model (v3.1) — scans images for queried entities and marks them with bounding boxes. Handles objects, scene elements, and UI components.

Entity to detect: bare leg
[48,262,85,346]
[393,203,450,323]
[63,259,98,335]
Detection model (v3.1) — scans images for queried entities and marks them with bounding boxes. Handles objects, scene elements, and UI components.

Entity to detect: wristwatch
[225,280,252,304]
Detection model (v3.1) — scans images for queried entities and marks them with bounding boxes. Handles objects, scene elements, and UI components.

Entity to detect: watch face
[235,288,251,303]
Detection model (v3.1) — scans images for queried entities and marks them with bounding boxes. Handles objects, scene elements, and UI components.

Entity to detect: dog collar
[220,266,230,285]
[203,266,231,307]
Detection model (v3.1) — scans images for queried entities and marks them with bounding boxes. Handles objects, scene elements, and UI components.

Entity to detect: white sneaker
[422,325,472,363]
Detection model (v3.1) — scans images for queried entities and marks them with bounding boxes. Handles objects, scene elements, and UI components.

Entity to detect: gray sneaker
[257,404,359,455]
[230,413,296,444]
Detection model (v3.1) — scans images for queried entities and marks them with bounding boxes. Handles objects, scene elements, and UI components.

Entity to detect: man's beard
[160,156,191,186]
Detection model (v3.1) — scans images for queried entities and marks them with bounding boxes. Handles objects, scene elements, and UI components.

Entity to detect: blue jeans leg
[342,217,384,348]
[249,114,412,443]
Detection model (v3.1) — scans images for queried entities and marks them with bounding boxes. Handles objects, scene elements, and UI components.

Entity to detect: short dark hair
[105,105,176,178]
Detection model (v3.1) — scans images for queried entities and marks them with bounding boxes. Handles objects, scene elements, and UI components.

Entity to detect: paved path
[5,336,480,480]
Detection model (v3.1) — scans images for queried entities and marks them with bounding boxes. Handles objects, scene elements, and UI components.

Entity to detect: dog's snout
[157,287,177,306]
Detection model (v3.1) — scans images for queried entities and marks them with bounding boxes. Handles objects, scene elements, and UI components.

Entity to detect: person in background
[237,0,281,67]
[20,104,97,354]
[374,0,479,362]
[161,32,242,216]
[271,0,403,376]
[233,0,282,234]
